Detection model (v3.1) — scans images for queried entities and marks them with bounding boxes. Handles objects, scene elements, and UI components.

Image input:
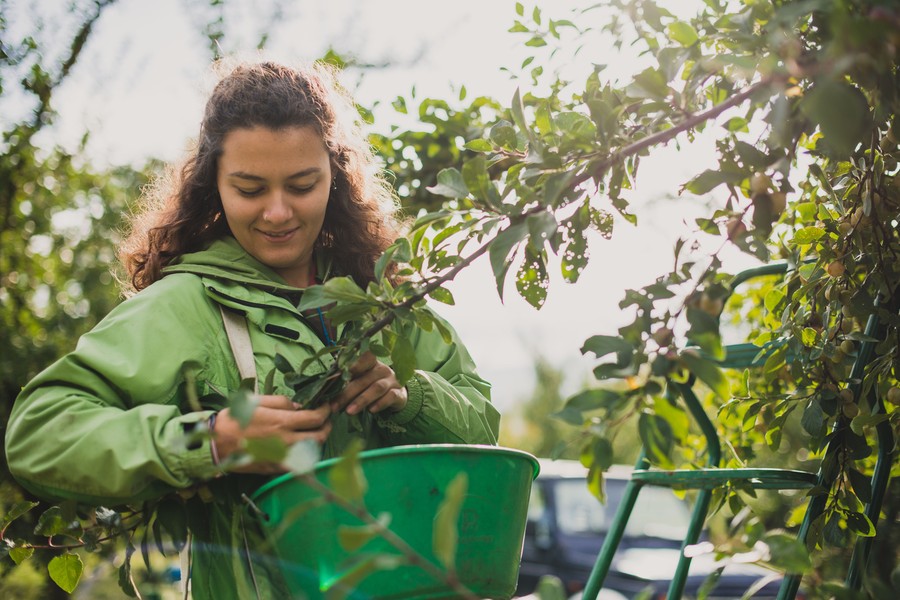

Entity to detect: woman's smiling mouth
[259,228,299,241]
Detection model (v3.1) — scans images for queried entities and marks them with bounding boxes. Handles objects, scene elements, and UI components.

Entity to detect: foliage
[370,0,900,595]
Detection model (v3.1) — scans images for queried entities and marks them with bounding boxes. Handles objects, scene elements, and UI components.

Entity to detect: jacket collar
[163,236,333,291]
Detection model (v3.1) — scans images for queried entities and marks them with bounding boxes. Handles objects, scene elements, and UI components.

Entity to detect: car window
[527,483,546,522]
[553,479,691,541]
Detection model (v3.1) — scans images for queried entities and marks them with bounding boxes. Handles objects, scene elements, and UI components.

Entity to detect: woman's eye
[236,188,263,197]
[288,185,315,195]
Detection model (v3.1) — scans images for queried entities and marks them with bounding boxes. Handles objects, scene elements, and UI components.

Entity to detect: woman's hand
[332,351,408,416]
[212,395,332,473]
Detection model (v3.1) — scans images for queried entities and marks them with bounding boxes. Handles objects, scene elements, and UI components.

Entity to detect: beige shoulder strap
[219,306,259,393]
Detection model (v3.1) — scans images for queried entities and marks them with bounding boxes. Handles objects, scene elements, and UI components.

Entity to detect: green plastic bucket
[251,444,539,599]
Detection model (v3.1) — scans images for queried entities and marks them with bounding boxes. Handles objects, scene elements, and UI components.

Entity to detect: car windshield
[553,479,691,541]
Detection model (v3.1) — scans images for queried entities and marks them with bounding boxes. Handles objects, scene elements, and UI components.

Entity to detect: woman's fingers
[333,359,408,415]
[255,394,299,410]
[212,396,333,472]
[347,351,376,376]
[281,402,331,430]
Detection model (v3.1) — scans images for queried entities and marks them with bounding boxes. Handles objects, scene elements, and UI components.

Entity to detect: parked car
[516,459,792,599]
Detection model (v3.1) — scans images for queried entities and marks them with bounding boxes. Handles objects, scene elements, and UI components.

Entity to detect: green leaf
[391,237,412,263]
[580,335,634,361]
[764,287,785,313]
[461,155,501,207]
[297,278,368,311]
[489,222,528,301]
[824,513,849,546]
[800,399,827,437]
[324,553,405,600]
[328,439,367,504]
[426,167,469,198]
[48,552,83,593]
[337,515,390,552]
[683,169,743,195]
[326,302,373,325]
[589,436,614,471]
[762,532,812,572]
[629,67,669,99]
[685,306,723,359]
[428,287,455,305]
[850,413,889,436]
[697,566,723,600]
[155,498,188,553]
[9,545,34,564]
[433,472,468,570]
[800,80,871,159]
[515,247,549,309]
[118,545,138,597]
[322,277,369,303]
[845,511,876,537]
[846,468,872,503]
[262,368,276,395]
[489,121,518,149]
[245,436,288,463]
[390,334,416,385]
[638,412,674,467]
[273,353,293,374]
[667,21,699,46]
[793,226,826,245]
[464,139,493,152]
[228,389,259,429]
[296,285,330,310]
[734,141,770,168]
[1,501,39,531]
[679,351,730,399]
[510,88,534,143]
[526,212,558,249]
[561,240,588,283]
[432,316,454,345]
[724,117,748,132]
[586,465,606,503]
[374,245,397,283]
[554,388,626,424]
[534,575,568,600]
[34,506,68,537]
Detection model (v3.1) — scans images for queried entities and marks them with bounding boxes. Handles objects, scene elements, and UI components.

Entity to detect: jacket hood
[162,236,328,293]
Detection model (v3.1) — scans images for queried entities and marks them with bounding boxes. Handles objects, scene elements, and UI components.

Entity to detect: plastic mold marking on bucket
[251,444,540,600]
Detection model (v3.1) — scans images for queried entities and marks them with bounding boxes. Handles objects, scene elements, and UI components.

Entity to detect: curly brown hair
[119,60,403,292]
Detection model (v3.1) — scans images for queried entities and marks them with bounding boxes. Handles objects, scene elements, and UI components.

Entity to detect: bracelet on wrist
[209,413,220,466]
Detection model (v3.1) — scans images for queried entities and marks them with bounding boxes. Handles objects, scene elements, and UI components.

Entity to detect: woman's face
[217,125,332,287]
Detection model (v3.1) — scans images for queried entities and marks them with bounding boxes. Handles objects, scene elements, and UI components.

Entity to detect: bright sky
[14,0,759,410]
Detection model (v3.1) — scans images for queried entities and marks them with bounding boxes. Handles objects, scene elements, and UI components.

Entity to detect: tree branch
[574,77,780,189]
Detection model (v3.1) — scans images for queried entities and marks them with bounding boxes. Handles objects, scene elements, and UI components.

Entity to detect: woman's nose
[262,191,292,224]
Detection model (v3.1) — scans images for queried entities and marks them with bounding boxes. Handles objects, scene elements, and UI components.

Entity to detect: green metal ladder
[581,263,898,600]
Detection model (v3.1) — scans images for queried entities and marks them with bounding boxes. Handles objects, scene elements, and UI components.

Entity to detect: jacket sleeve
[374,310,500,446]
[4,276,224,506]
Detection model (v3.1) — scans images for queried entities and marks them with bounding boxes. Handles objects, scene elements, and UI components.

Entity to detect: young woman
[5,60,499,598]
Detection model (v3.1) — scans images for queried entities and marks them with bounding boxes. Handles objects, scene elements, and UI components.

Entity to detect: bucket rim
[250,443,540,501]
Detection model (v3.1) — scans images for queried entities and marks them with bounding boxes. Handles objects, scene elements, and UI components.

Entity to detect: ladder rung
[631,467,818,489]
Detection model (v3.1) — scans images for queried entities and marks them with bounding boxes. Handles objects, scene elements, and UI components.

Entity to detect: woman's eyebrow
[227,168,323,180]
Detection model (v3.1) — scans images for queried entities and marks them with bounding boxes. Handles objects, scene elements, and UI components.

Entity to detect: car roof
[535,458,634,481]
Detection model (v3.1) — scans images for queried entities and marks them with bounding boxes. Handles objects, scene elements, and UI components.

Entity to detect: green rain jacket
[5,236,500,599]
